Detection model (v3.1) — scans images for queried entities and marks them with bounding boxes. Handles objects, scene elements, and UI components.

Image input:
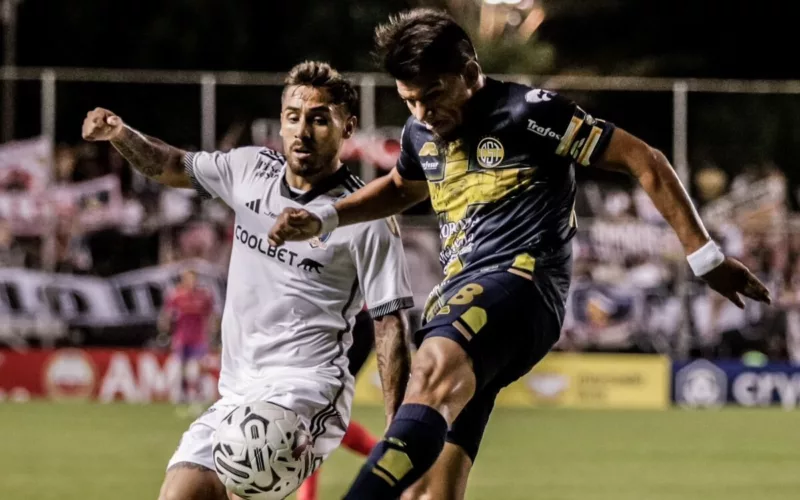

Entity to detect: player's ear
[463,61,481,90]
[343,114,357,139]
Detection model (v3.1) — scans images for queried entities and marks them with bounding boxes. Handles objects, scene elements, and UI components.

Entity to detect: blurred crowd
[2,130,800,363]
[0,139,235,275]
[561,162,800,362]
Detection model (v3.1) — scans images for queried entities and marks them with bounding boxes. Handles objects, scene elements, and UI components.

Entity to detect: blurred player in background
[296,307,378,500]
[82,60,413,500]
[158,268,218,414]
[269,9,773,500]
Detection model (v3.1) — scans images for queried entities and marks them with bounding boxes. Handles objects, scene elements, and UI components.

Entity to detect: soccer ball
[212,402,314,499]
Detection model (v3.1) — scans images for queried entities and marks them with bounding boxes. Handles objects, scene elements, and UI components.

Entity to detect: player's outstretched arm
[597,128,772,308]
[335,168,429,226]
[372,310,411,427]
[268,167,428,245]
[82,107,190,188]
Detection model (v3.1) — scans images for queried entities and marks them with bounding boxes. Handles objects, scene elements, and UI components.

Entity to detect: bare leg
[157,462,228,500]
[401,443,472,500]
[402,337,477,424]
[342,337,476,498]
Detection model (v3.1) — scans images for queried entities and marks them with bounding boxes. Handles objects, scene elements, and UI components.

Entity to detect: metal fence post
[672,81,689,186]
[672,80,692,358]
[40,69,56,144]
[201,74,216,151]
[359,74,376,182]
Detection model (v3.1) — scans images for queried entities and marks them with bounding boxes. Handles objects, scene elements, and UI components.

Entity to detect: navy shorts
[415,266,566,461]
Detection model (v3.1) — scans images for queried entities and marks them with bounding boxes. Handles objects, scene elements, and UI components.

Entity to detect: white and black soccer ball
[212,402,313,499]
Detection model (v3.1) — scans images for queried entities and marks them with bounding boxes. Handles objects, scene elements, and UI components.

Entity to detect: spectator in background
[51,206,93,274]
[177,219,219,261]
[693,164,728,207]
[0,218,25,267]
[54,144,77,184]
[778,254,800,362]
[158,268,218,414]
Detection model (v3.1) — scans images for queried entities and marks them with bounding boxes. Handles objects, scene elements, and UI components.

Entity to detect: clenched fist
[268,208,323,246]
[82,108,124,142]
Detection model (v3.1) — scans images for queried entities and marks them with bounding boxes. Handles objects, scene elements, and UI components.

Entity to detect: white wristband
[308,204,339,235]
[686,240,725,276]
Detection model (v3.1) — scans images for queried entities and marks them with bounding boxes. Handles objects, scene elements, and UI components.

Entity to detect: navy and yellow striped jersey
[396,78,615,314]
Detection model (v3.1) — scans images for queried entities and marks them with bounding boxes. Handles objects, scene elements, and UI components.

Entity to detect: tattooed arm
[82,107,190,188]
[373,310,411,426]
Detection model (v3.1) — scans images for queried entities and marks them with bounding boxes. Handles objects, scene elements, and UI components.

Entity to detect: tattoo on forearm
[110,127,182,180]
[374,313,411,418]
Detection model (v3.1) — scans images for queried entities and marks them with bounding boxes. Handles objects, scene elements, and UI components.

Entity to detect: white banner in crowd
[579,219,684,261]
[50,174,124,232]
[701,174,786,231]
[0,136,53,193]
[0,174,124,236]
[0,260,225,343]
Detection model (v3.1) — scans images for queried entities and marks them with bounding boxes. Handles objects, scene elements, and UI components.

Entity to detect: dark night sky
[10,1,793,78]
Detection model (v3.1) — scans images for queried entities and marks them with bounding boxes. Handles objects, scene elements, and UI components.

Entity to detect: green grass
[1,403,798,499]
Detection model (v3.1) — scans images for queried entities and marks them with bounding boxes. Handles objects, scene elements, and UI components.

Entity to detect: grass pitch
[1,403,798,499]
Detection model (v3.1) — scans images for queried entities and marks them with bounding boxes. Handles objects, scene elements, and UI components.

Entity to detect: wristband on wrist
[308,204,339,234]
[686,240,725,276]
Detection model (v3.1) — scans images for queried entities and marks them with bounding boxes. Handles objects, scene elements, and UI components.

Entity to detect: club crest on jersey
[309,232,332,249]
[476,137,505,168]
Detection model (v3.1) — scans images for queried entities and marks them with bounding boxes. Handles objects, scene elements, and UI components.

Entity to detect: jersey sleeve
[521,89,616,167]
[183,151,233,200]
[183,146,267,203]
[350,217,414,319]
[395,118,426,181]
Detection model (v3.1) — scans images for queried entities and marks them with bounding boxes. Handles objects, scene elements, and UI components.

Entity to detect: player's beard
[287,151,332,178]
[428,114,462,142]
[431,123,461,143]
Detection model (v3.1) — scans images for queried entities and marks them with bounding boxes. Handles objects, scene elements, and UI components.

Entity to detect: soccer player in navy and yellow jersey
[269,9,772,499]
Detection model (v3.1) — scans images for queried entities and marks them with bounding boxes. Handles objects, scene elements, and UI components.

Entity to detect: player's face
[280,85,356,178]
[397,74,472,141]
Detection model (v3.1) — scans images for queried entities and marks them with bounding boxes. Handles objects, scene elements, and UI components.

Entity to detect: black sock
[343,404,448,499]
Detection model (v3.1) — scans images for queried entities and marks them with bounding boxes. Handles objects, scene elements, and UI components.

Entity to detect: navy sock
[343,404,448,499]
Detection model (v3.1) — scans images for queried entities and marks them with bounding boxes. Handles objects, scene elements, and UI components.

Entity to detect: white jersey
[183,147,413,404]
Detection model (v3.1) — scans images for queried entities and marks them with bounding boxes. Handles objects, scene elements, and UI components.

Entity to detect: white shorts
[167,376,354,472]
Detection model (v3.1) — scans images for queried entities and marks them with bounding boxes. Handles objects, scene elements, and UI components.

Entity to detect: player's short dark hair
[374,8,477,81]
[283,61,358,117]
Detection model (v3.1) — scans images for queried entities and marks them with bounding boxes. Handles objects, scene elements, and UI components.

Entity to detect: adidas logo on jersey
[245,199,261,213]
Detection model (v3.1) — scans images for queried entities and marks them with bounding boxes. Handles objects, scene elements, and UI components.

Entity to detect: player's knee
[405,337,476,418]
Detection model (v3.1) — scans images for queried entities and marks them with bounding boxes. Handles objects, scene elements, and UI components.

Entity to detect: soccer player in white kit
[81,61,414,500]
